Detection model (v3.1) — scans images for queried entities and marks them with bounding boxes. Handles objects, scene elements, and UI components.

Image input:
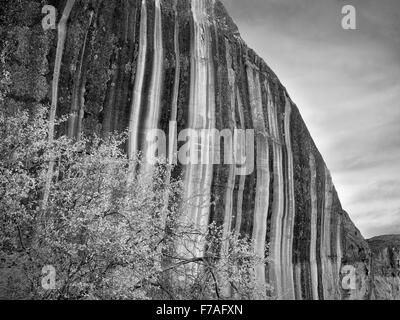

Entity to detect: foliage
[0,107,271,300]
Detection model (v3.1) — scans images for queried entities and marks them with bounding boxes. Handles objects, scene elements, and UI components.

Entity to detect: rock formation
[368,235,400,300]
[1,0,394,299]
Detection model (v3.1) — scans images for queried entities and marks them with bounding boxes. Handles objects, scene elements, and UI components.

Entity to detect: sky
[223,0,400,239]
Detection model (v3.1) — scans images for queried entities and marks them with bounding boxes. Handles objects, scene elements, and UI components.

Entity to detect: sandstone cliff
[0,0,377,299]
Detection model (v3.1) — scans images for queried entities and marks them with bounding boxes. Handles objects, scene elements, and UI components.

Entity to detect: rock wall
[0,0,374,299]
[368,235,400,300]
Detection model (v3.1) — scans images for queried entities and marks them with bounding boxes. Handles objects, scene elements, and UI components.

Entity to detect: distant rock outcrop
[368,235,400,300]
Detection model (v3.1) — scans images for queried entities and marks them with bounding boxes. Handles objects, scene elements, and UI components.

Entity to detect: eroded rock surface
[0,0,382,299]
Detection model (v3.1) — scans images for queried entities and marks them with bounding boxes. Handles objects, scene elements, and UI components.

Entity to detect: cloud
[351,180,400,203]
[356,208,400,239]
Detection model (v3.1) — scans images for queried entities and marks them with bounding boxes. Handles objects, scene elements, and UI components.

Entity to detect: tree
[0,107,271,300]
